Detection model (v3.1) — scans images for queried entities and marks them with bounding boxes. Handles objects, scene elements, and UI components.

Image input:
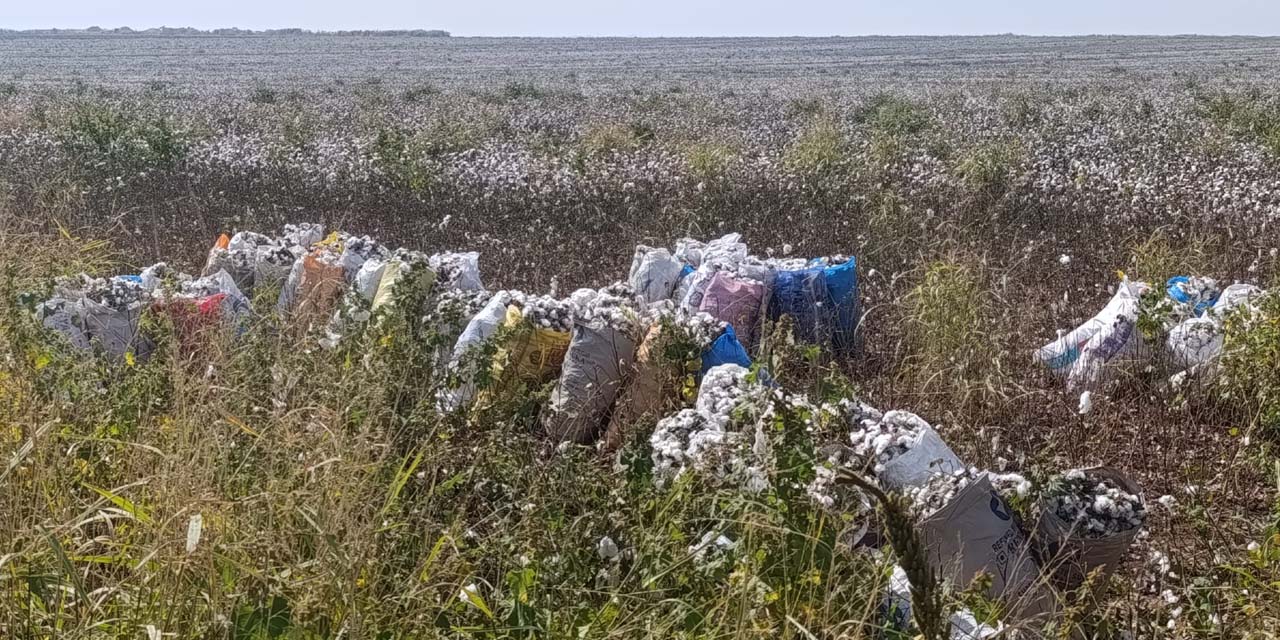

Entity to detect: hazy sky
[8,0,1280,37]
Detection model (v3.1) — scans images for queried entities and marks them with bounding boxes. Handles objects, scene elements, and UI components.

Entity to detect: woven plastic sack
[292,253,346,323]
[697,271,765,348]
[1036,279,1150,391]
[154,293,229,357]
[371,259,436,311]
[354,258,389,302]
[603,322,668,450]
[437,293,512,412]
[544,322,638,443]
[80,297,151,360]
[876,412,965,490]
[491,305,571,385]
[629,246,684,304]
[37,298,92,351]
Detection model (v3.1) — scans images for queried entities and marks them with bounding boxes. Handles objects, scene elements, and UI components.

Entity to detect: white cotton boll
[1078,390,1092,415]
[991,472,1032,499]
[1059,254,1071,265]
[597,536,619,560]
[1247,541,1261,553]
[906,469,979,517]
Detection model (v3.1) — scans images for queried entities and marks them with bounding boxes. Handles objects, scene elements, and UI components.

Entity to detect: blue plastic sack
[767,256,859,353]
[770,266,831,344]
[822,257,859,352]
[1165,276,1219,316]
[700,324,752,375]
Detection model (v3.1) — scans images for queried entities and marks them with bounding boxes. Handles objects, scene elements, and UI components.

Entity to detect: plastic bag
[629,246,684,303]
[919,473,1041,604]
[768,256,859,351]
[876,415,966,490]
[544,322,638,443]
[1034,467,1144,590]
[1036,279,1150,391]
[822,257,859,353]
[697,271,765,348]
[700,324,752,375]
[769,266,832,344]
[1166,276,1220,316]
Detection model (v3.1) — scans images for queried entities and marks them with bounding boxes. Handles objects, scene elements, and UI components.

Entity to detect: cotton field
[1,33,1279,639]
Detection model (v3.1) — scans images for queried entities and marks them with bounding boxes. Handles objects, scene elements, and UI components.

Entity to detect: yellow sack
[371,260,436,311]
[491,305,571,385]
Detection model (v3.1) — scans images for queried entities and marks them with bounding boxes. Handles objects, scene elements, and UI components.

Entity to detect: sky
[7,0,1280,37]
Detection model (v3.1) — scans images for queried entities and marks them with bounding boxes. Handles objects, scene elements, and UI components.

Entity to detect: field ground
[1,35,1279,638]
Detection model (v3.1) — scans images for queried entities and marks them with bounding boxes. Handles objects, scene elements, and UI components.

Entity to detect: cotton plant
[688,530,738,573]
[1044,469,1147,538]
[989,472,1034,502]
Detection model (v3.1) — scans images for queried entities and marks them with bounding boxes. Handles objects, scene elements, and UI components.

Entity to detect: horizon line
[3,26,1280,38]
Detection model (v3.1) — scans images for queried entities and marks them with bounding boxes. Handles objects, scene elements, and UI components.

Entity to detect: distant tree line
[0,26,451,37]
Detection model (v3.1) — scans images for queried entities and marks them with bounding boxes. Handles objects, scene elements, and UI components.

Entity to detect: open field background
[5,34,1280,89]
[1,35,1279,638]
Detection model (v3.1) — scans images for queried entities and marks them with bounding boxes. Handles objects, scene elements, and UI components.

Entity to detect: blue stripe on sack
[1044,345,1080,370]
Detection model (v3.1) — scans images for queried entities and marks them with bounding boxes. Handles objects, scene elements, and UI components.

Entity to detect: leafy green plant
[1219,292,1280,434]
[954,139,1023,201]
[782,117,848,179]
[856,93,932,136]
[685,141,739,184]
